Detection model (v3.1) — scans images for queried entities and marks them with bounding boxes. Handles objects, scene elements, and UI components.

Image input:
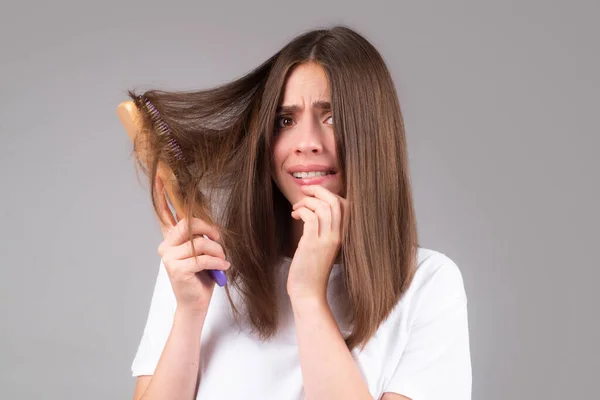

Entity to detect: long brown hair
[127,25,419,351]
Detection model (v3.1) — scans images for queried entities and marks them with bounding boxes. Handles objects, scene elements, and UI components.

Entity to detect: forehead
[280,62,330,105]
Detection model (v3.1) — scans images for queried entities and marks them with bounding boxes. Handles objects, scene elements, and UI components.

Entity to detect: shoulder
[405,247,467,314]
[411,247,467,300]
[397,247,468,324]
[414,247,464,291]
[376,248,472,399]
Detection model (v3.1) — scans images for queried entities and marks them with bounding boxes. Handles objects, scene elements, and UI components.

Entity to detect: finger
[291,206,319,239]
[292,196,332,234]
[166,255,231,275]
[161,217,221,250]
[301,185,343,234]
[163,235,226,262]
[155,176,177,238]
[301,184,342,204]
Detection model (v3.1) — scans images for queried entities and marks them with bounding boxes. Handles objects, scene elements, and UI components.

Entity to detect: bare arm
[134,308,207,400]
[291,296,373,400]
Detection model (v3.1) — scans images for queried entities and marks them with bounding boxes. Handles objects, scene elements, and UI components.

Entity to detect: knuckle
[157,241,170,258]
[193,236,207,254]
[161,250,173,264]
[196,255,209,270]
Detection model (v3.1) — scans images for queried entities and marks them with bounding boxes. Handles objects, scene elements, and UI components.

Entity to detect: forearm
[141,308,206,400]
[291,296,373,400]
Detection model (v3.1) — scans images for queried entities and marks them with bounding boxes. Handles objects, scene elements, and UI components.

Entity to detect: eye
[275,115,295,129]
[324,115,333,125]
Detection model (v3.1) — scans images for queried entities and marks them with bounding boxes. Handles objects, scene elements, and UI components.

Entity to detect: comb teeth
[140,96,186,162]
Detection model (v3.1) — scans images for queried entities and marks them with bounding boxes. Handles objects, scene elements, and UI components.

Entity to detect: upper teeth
[292,171,331,178]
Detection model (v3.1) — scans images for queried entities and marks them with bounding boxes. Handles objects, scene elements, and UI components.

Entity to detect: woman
[128,26,471,400]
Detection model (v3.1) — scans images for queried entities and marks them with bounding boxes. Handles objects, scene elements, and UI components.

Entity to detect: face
[271,63,343,205]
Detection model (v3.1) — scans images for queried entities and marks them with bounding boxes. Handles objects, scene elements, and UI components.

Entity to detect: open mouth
[289,170,337,185]
[291,170,335,179]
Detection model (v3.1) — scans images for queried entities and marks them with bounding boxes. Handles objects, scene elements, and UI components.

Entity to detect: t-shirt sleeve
[383,258,472,400]
[131,259,177,377]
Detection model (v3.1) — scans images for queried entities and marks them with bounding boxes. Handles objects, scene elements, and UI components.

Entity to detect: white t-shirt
[131,247,471,399]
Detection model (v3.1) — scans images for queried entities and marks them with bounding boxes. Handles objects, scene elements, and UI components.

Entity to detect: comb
[117,99,227,287]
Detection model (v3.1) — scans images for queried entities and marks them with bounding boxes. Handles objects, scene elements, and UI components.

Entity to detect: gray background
[1,0,598,399]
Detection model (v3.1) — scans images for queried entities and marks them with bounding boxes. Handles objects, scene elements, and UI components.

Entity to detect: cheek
[326,135,337,158]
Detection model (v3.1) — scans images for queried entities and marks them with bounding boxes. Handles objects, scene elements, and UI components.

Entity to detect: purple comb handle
[201,234,228,287]
[208,269,228,287]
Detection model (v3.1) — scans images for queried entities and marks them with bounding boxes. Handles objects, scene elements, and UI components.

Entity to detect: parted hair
[127,25,419,351]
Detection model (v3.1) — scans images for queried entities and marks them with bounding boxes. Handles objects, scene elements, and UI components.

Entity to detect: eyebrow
[276,100,331,114]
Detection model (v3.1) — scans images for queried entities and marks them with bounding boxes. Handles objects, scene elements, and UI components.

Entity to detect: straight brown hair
[127,25,419,351]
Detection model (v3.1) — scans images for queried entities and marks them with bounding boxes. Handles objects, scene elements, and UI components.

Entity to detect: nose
[294,118,323,155]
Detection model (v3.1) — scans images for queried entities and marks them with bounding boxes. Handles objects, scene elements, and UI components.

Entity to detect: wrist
[287,283,328,305]
[289,293,328,312]
[175,305,208,320]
